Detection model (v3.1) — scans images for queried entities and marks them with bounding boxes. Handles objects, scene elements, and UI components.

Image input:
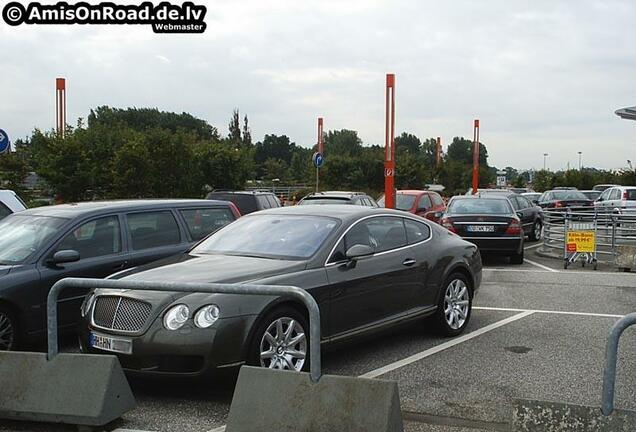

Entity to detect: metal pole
[578,151,582,170]
[543,153,548,171]
[384,74,396,209]
[601,312,636,415]
[47,278,323,383]
[472,120,480,194]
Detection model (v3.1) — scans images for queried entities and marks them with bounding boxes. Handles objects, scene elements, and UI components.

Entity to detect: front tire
[431,273,473,337]
[248,306,309,372]
[0,305,18,351]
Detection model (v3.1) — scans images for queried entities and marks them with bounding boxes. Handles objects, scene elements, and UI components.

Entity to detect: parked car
[298,191,378,207]
[509,188,528,194]
[464,188,510,196]
[593,184,619,192]
[552,187,578,191]
[497,192,543,241]
[537,190,593,209]
[376,190,446,223]
[0,190,27,220]
[595,186,636,210]
[80,205,482,377]
[0,199,240,350]
[521,192,542,205]
[205,190,280,215]
[440,195,524,264]
[579,190,602,201]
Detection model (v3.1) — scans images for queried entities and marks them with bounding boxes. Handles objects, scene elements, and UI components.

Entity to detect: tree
[395,133,421,154]
[242,114,252,147]
[324,130,363,157]
[228,109,241,146]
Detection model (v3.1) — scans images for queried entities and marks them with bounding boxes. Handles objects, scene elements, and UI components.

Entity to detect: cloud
[0,0,635,170]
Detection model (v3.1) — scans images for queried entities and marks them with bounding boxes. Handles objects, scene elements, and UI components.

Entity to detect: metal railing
[47,278,323,382]
[541,207,636,265]
[601,313,636,415]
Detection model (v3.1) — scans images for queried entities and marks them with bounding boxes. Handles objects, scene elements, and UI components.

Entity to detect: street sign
[0,129,10,154]
[384,168,394,177]
[312,152,324,168]
[496,170,507,188]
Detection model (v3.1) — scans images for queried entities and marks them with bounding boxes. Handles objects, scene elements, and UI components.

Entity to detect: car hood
[93,254,308,315]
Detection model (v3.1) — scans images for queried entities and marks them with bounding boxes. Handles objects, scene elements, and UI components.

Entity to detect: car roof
[396,190,430,195]
[17,199,229,219]
[207,190,273,196]
[303,191,366,199]
[453,194,511,200]
[249,204,405,222]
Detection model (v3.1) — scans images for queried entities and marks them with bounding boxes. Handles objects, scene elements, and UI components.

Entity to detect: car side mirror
[346,244,374,261]
[433,211,443,219]
[597,197,603,202]
[49,250,80,266]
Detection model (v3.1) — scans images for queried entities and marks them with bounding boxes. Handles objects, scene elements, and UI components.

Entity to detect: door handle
[402,258,416,267]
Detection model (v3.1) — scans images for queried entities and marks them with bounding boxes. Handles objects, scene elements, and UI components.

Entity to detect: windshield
[581,191,601,200]
[192,215,339,259]
[447,199,513,215]
[377,194,417,211]
[549,191,589,200]
[0,215,67,264]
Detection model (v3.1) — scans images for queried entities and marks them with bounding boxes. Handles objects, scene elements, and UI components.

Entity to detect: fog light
[194,305,220,328]
[164,304,190,330]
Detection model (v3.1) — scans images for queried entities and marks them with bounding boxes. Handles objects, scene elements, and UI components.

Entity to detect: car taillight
[505,218,522,235]
[554,201,564,208]
[441,217,457,233]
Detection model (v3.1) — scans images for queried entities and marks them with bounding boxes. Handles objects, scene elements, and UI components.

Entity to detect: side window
[57,216,121,260]
[257,195,271,210]
[179,208,235,241]
[610,188,621,200]
[510,197,521,210]
[518,196,532,208]
[127,211,181,250]
[599,189,609,200]
[0,202,11,220]
[346,217,406,253]
[266,195,279,208]
[431,193,444,206]
[418,194,432,210]
[404,218,431,245]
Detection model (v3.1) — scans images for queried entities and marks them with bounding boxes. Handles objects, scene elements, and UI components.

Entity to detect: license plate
[467,225,495,232]
[89,332,132,355]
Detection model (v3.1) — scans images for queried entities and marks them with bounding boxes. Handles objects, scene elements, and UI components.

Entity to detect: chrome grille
[92,296,152,332]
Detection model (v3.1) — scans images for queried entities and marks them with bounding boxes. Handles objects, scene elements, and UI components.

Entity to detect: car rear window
[626,189,636,201]
[299,197,352,205]
[550,191,589,200]
[447,199,513,215]
[0,202,11,220]
[179,208,236,241]
[207,193,258,214]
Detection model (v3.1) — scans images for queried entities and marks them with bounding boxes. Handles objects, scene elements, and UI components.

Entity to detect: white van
[0,190,27,220]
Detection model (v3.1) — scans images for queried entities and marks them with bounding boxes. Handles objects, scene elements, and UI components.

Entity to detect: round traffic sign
[384,168,394,177]
[0,129,9,154]
[312,152,324,168]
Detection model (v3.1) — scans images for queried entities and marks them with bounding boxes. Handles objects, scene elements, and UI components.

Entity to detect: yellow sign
[566,231,595,253]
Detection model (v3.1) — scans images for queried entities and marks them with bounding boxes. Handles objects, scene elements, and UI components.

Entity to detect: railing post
[601,313,636,415]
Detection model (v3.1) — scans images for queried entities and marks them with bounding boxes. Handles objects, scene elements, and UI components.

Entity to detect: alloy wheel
[259,317,307,371]
[0,311,15,351]
[444,279,470,330]
[534,222,542,240]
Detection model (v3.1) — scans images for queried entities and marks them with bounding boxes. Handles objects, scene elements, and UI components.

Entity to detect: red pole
[317,117,324,154]
[472,119,480,194]
[436,136,441,166]
[56,78,66,137]
[384,74,396,209]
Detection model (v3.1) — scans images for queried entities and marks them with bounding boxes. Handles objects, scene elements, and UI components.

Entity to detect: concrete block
[615,245,636,270]
[512,399,636,431]
[0,351,136,426]
[226,366,404,432]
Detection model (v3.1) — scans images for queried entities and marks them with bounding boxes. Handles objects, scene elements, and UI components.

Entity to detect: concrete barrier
[0,351,135,426]
[225,366,404,432]
[512,399,636,431]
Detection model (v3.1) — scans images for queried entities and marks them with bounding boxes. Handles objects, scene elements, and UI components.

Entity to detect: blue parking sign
[0,129,10,154]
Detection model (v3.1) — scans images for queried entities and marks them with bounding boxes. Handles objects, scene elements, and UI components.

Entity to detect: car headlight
[194,305,220,328]
[81,293,96,317]
[163,304,190,330]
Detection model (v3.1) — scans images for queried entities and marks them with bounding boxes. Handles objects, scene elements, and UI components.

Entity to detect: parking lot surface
[1,245,634,432]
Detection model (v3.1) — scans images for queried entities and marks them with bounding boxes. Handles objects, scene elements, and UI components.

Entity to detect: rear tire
[0,305,19,351]
[529,220,542,242]
[510,248,524,265]
[248,306,310,372]
[431,273,473,337]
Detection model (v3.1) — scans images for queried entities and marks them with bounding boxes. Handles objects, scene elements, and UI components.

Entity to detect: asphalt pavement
[1,243,634,432]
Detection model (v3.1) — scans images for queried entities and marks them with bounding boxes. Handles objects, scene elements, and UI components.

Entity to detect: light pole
[578,151,582,170]
[543,153,548,171]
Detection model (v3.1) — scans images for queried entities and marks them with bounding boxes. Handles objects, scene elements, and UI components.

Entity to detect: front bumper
[79,313,258,377]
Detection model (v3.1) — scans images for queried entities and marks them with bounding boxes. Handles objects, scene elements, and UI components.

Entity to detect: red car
[377,190,446,223]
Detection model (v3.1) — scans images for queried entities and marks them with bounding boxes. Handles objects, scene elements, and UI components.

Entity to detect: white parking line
[359,311,534,379]
[524,243,543,250]
[483,268,550,273]
[474,306,624,319]
[207,427,226,432]
[523,258,559,272]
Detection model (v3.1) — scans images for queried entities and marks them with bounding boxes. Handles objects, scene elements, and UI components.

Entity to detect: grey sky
[1,0,634,171]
